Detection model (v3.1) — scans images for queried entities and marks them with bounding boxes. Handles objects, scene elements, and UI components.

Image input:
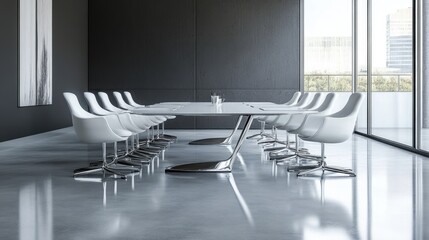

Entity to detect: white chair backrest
[113,92,135,110]
[64,92,127,143]
[284,93,336,132]
[98,92,125,112]
[284,92,301,105]
[84,92,113,115]
[124,91,144,107]
[300,93,364,143]
[63,92,95,119]
[303,92,324,110]
[330,93,364,118]
[315,92,337,114]
[295,92,313,108]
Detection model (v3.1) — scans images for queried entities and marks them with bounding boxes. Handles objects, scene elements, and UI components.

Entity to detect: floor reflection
[226,174,254,226]
[288,177,359,240]
[19,178,53,240]
[0,129,427,239]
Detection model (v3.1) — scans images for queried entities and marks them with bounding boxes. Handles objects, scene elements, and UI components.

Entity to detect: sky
[305,0,412,70]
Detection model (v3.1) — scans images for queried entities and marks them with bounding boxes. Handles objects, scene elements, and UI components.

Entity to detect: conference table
[132,102,315,173]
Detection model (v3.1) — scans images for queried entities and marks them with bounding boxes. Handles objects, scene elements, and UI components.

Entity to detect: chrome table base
[165,160,231,173]
[166,115,253,173]
[188,137,231,145]
[188,116,243,145]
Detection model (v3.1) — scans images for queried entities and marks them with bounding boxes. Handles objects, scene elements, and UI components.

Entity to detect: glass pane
[371,0,413,146]
[356,0,368,133]
[419,1,429,150]
[304,0,353,111]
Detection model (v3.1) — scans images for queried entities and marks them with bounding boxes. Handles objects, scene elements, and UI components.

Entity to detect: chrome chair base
[269,145,311,160]
[73,166,139,179]
[159,134,177,140]
[287,162,320,172]
[149,139,170,145]
[263,146,288,152]
[258,140,286,145]
[270,153,296,160]
[116,158,144,167]
[297,162,356,177]
[153,137,172,143]
[137,142,164,151]
[89,155,147,168]
[126,152,152,162]
[120,154,151,164]
[247,132,272,139]
[134,148,159,156]
[246,133,261,139]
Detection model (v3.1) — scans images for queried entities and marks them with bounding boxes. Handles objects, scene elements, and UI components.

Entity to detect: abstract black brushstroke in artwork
[37,40,49,105]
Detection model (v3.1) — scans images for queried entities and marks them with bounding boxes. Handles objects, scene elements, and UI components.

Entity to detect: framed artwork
[19,0,52,107]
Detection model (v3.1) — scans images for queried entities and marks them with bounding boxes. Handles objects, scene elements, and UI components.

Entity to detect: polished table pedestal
[188,116,243,145]
[166,115,253,172]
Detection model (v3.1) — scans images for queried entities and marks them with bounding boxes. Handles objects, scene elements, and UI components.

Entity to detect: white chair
[112,91,173,145]
[258,92,316,146]
[295,93,364,177]
[124,91,145,108]
[113,92,168,128]
[99,92,169,148]
[284,91,302,105]
[63,92,135,179]
[264,92,317,127]
[123,91,177,140]
[247,91,302,140]
[84,92,156,164]
[256,91,304,125]
[270,93,337,161]
[262,92,325,153]
[286,93,337,134]
[93,92,164,153]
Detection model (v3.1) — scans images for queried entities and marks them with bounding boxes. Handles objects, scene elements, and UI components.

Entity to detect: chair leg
[268,133,310,160]
[246,133,261,139]
[154,125,172,143]
[259,127,292,147]
[160,122,178,140]
[116,158,144,167]
[74,166,103,176]
[324,166,356,176]
[297,165,324,176]
[264,146,288,152]
[288,163,320,172]
[124,138,153,162]
[247,121,265,139]
[271,154,296,161]
[104,167,127,179]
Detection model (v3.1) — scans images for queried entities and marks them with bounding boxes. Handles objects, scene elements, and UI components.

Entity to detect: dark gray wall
[89,0,300,128]
[0,0,88,142]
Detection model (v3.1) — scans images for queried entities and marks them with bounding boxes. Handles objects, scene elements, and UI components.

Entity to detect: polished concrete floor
[0,128,428,240]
